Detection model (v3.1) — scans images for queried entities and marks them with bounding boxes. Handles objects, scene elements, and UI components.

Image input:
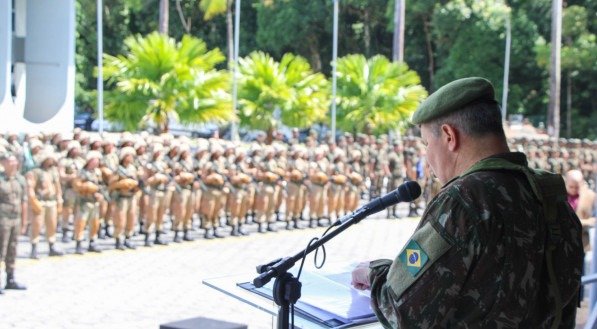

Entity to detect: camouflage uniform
[387,148,405,218]
[227,164,251,236]
[27,158,63,258]
[255,154,280,232]
[327,161,347,223]
[58,153,84,242]
[73,165,102,253]
[368,153,583,328]
[112,162,140,249]
[285,152,308,229]
[171,153,196,242]
[200,162,226,239]
[143,154,170,245]
[0,170,27,284]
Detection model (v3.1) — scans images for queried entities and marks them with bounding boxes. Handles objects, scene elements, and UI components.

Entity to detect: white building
[0,0,75,133]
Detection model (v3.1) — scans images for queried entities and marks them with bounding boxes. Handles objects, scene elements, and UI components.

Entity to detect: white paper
[257,268,374,323]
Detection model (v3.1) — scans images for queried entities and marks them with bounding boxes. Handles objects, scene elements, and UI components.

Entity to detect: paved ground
[0,209,591,328]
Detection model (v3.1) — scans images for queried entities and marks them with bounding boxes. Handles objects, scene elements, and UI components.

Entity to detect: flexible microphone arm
[254,180,421,287]
[253,181,421,329]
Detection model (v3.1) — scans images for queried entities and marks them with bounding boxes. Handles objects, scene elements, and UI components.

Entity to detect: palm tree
[102,32,234,132]
[237,51,329,142]
[335,54,427,134]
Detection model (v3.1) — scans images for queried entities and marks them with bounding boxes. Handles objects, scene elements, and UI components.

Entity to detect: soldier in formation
[0,125,593,259]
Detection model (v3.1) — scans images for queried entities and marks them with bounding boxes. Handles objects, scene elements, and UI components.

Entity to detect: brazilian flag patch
[399,240,429,277]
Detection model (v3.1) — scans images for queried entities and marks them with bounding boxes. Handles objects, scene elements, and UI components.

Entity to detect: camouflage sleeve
[366,192,474,328]
[368,259,394,329]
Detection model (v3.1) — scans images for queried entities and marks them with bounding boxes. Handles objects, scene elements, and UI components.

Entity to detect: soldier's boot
[88,240,102,253]
[276,211,282,222]
[138,219,146,235]
[115,238,126,250]
[309,218,317,228]
[30,244,40,260]
[48,243,64,257]
[183,229,194,241]
[173,231,183,243]
[204,228,215,240]
[408,203,418,217]
[154,232,168,245]
[75,241,85,255]
[144,234,153,247]
[267,222,278,232]
[258,223,266,233]
[213,228,225,239]
[98,226,106,239]
[238,224,249,236]
[123,237,136,250]
[244,213,251,224]
[318,217,330,227]
[231,225,241,237]
[104,224,113,238]
[293,218,302,230]
[61,228,71,243]
[5,273,26,290]
[285,221,293,230]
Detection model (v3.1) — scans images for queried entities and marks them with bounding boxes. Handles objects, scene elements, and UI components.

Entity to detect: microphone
[334,180,421,226]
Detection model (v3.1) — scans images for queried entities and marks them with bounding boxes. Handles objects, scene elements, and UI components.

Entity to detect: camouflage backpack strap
[463,158,564,328]
[526,169,565,329]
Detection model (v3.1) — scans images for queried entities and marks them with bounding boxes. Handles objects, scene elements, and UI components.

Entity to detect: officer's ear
[440,124,459,152]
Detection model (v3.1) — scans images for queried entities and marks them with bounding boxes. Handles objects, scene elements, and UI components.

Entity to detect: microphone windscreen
[399,181,421,202]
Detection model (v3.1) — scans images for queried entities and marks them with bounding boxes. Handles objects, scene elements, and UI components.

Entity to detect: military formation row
[0,129,595,258]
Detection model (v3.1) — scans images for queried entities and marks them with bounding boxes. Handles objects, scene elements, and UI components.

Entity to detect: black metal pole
[254,206,368,288]
[253,207,369,329]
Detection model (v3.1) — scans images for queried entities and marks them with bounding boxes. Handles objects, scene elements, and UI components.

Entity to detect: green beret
[411,77,496,125]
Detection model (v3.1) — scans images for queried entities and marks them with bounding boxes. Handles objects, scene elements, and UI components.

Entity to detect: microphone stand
[253,206,370,329]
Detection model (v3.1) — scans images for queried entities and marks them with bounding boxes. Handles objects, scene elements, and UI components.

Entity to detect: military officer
[109,147,140,250]
[227,164,252,236]
[254,146,280,232]
[387,142,406,218]
[143,144,170,246]
[307,147,329,228]
[352,77,583,328]
[0,153,27,293]
[171,146,196,243]
[200,162,226,239]
[285,146,308,229]
[327,152,348,224]
[72,151,103,254]
[26,152,64,258]
[58,141,85,242]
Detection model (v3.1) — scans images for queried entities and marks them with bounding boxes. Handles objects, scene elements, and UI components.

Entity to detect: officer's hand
[351,261,371,290]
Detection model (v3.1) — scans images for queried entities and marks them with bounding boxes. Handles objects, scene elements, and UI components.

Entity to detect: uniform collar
[442,152,528,188]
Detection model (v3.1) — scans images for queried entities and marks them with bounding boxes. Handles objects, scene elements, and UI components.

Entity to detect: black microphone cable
[293,223,336,327]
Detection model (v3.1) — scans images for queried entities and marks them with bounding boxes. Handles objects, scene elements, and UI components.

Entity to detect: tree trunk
[422,15,434,91]
[547,0,562,138]
[266,126,274,145]
[363,8,371,57]
[308,36,322,71]
[159,0,169,35]
[226,0,234,64]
